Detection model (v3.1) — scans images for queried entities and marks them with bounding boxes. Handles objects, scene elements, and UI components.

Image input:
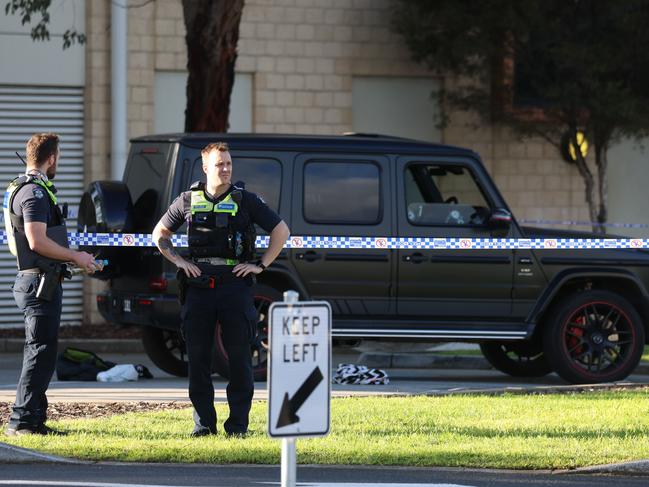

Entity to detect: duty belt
[184,273,251,289]
[193,257,238,266]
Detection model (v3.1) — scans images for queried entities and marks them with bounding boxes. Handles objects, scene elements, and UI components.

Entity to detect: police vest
[186,183,256,263]
[3,174,69,270]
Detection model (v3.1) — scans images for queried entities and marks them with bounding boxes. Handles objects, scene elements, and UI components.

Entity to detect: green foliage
[5,0,85,48]
[4,392,649,468]
[392,0,649,228]
[392,0,649,141]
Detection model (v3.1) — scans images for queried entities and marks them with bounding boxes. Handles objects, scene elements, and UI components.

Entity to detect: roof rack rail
[342,132,405,139]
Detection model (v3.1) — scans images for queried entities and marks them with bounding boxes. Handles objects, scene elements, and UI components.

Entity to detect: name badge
[216,203,236,211]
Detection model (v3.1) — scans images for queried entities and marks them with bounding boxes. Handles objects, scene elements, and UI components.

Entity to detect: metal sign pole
[281,437,296,487]
[281,290,299,487]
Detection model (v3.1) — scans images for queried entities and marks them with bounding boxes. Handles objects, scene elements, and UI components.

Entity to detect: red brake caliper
[567,315,585,357]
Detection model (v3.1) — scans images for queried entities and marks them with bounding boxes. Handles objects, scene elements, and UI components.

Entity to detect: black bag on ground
[56,347,116,381]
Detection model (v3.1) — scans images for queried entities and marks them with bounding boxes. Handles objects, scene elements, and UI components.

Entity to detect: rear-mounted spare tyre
[77,181,134,280]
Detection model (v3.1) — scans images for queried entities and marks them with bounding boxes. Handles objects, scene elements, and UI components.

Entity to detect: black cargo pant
[181,277,256,434]
[8,272,62,430]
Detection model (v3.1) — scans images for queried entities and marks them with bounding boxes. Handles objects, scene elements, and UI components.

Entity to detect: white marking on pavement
[259,483,476,487]
[0,482,195,487]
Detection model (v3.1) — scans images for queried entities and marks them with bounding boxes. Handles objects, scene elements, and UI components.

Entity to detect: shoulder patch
[32,187,45,199]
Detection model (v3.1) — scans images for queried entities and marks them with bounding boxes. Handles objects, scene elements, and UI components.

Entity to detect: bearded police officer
[153,142,289,437]
[4,133,96,436]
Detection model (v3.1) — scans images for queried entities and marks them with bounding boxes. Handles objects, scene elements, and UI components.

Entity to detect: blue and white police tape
[520,219,649,229]
[0,231,648,250]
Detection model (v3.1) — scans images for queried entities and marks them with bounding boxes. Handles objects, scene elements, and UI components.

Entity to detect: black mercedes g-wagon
[78,133,649,384]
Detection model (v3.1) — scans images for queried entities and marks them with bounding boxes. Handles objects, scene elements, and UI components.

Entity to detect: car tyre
[212,283,282,382]
[141,326,189,377]
[543,290,644,384]
[480,341,553,377]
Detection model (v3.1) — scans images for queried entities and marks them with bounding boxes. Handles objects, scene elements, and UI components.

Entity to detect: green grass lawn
[4,391,649,469]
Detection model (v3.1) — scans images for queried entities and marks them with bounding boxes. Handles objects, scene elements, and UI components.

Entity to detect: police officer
[4,133,96,436]
[152,142,289,437]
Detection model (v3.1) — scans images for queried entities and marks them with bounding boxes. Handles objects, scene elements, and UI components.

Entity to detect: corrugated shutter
[0,84,84,328]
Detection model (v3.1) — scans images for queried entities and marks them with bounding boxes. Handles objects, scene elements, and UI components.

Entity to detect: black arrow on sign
[276,366,324,429]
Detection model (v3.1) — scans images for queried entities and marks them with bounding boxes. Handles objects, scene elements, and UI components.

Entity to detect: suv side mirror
[489,208,512,229]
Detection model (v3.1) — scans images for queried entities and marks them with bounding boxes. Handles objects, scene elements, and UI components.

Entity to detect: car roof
[130,133,478,157]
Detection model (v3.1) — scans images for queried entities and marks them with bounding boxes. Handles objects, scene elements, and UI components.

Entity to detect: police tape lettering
[0,231,647,249]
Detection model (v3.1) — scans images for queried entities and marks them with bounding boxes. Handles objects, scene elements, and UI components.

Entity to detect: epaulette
[13,175,33,185]
[189,180,205,190]
[233,180,245,190]
[231,189,242,204]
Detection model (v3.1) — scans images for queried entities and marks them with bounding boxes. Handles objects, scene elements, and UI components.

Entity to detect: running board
[332,329,528,340]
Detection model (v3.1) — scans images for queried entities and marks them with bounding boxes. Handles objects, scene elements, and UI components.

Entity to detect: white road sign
[268,300,331,438]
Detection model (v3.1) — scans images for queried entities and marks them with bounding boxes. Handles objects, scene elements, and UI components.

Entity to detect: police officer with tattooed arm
[153,142,289,437]
[4,133,98,436]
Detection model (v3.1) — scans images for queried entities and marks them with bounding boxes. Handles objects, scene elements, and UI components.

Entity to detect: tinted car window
[124,143,170,231]
[404,163,491,226]
[189,157,282,211]
[304,161,381,224]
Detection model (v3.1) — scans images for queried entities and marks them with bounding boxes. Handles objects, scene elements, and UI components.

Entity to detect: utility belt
[176,265,252,305]
[25,259,72,301]
[193,257,238,266]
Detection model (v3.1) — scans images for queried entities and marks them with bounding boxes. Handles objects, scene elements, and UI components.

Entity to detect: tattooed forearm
[157,236,179,262]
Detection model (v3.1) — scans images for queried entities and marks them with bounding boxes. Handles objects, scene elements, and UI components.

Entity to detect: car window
[404,163,491,226]
[189,157,282,211]
[303,161,381,224]
[124,143,171,231]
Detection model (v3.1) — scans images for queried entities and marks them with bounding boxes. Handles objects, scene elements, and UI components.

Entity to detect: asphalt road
[0,463,648,487]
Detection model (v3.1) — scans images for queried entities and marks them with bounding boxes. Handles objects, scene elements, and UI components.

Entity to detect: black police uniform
[3,172,68,432]
[160,182,280,434]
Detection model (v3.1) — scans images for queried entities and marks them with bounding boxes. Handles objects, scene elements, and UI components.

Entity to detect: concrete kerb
[567,459,649,475]
[0,441,85,464]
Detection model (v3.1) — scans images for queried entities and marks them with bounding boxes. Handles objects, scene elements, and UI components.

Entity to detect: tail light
[149,277,168,291]
[97,295,107,303]
[138,299,153,306]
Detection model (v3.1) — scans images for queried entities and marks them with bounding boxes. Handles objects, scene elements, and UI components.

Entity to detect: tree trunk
[594,140,609,233]
[570,130,600,234]
[183,0,244,132]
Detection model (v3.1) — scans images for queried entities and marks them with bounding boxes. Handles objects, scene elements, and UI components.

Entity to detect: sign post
[268,290,331,487]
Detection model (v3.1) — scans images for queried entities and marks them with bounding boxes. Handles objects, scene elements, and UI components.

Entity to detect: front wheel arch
[542,289,645,384]
[532,274,649,343]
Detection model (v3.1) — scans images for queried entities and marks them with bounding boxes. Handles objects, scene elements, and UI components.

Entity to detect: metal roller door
[0,84,84,328]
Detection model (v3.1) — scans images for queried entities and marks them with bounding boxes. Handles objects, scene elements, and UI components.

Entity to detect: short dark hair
[26,133,59,167]
[201,142,229,157]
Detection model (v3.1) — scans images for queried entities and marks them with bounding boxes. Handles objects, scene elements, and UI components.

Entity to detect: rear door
[396,156,515,321]
[289,153,394,318]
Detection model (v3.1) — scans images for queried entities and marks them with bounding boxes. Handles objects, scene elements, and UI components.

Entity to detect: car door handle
[403,252,426,264]
[296,251,321,262]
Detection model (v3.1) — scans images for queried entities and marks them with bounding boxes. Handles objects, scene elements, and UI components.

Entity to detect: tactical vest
[187,182,256,264]
[3,174,69,270]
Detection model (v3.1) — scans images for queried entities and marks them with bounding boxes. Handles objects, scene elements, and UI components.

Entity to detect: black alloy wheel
[141,326,188,377]
[212,284,282,381]
[543,290,644,384]
[480,340,553,377]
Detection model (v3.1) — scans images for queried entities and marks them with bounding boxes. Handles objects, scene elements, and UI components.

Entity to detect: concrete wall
[0,0,85,85]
